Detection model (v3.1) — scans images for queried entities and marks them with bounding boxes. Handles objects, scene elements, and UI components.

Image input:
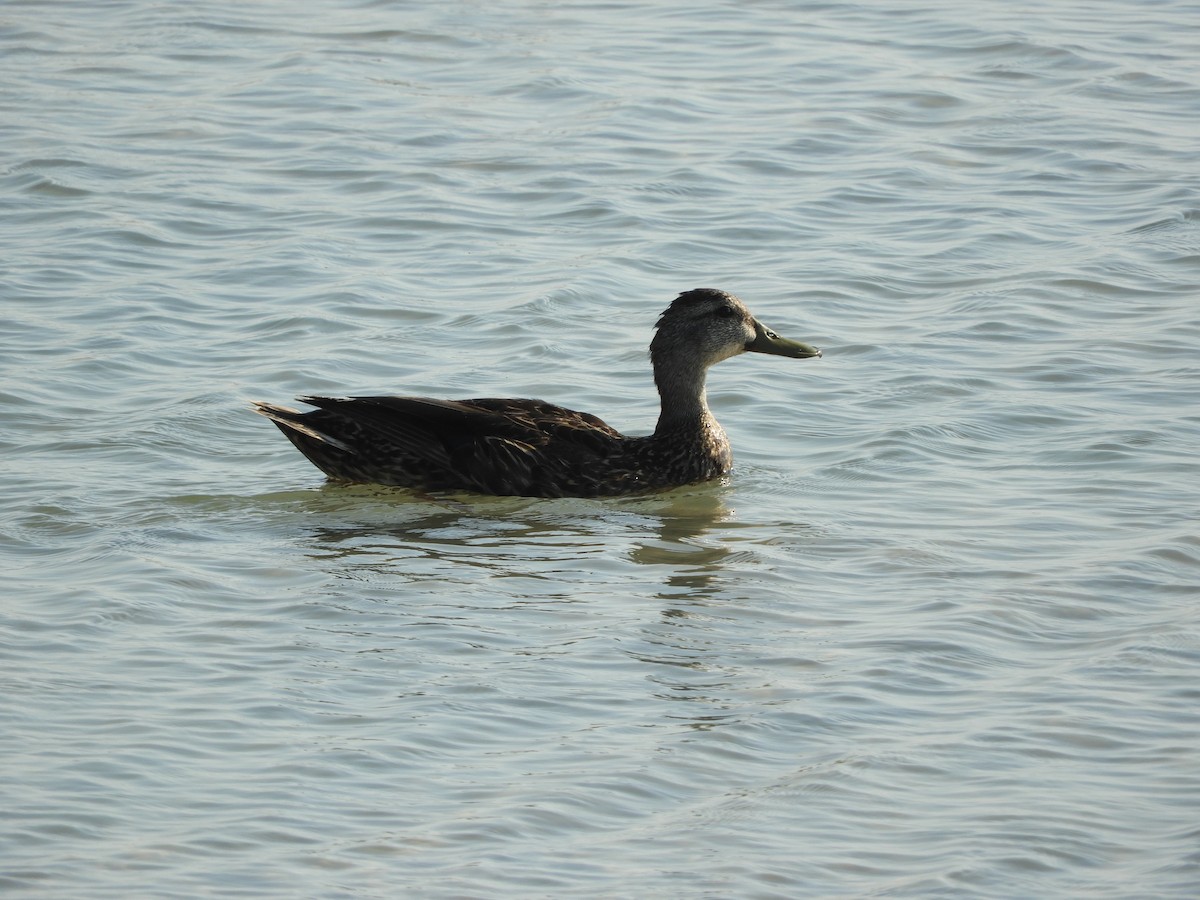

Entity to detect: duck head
[650,288,822,369]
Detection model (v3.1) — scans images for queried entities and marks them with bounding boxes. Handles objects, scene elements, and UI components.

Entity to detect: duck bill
[746,319,822,359]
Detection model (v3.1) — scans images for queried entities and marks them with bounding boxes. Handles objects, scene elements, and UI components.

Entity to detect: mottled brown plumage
[253,288,821,497]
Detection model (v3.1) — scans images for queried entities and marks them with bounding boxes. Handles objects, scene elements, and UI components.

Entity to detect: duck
[252,288,821,498]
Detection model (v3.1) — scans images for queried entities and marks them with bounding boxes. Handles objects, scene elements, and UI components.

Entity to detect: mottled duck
[253,288,821,497]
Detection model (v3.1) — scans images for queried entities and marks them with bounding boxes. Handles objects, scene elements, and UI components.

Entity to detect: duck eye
[714,306,737,319]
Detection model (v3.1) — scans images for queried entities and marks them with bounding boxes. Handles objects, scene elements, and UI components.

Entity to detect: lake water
[3,0,1199,896]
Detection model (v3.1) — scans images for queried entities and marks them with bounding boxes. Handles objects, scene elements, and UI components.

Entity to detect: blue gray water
[3,0,1199,896]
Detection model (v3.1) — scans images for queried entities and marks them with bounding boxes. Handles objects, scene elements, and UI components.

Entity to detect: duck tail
[250,401,353,452]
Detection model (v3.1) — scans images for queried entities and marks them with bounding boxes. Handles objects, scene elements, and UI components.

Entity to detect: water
[3,0,1199,896]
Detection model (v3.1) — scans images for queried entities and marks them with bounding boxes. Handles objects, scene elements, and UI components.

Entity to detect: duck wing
[283,395,630,496]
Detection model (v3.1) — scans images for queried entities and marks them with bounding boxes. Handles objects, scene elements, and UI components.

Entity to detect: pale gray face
[651,288,821,368]
[654,289,757,365]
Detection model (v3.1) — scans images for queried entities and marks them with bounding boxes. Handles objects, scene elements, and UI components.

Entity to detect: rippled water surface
[3,0,1199,896]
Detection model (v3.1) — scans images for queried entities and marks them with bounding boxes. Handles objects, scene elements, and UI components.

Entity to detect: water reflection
[299,480,735,596]
[291,483,745,724]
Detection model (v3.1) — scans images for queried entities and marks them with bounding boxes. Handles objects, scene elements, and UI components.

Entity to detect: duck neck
[652,352,715,437]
